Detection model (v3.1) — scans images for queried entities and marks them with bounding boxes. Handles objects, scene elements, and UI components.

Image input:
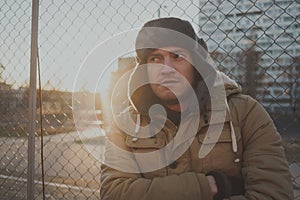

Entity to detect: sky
[0,0,202,95]
[1,0,298,96]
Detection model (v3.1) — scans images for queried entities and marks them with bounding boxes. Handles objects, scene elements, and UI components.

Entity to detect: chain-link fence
[0,0,299,199]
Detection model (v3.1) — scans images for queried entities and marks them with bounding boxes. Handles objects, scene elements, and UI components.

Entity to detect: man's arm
[100,128,214,200]
[228,95,293,200]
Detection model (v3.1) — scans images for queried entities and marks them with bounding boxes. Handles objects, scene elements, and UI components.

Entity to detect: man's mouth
[160,79,179,87]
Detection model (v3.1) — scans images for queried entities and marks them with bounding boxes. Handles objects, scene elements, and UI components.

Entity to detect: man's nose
[162,56,173,67]
[161,56,175,74]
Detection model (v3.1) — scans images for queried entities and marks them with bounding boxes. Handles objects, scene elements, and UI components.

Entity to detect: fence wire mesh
[0,0,299,199]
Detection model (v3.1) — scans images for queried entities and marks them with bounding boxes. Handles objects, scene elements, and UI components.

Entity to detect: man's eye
[173,53,185,60]
[148,56,160,63]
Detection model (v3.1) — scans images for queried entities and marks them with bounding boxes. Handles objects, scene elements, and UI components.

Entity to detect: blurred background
[0,0,299,199]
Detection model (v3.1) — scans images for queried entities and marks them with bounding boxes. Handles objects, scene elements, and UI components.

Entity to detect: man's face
[146,46,195,101]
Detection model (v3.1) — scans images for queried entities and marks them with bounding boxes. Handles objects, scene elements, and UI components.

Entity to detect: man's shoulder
[227,93,263,119]
[227,93,272,126]
[228,93,258,106]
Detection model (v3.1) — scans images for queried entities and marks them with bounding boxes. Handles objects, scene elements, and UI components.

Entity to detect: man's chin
[156,92,179,103]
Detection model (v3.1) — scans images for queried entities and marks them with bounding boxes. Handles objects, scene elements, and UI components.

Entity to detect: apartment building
[198,0,300,115]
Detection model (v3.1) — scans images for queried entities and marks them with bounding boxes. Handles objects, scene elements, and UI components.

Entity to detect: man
[100,17,293,200]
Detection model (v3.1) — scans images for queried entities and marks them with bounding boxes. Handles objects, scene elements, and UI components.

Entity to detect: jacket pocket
[125,134,165,149]
[198,122,242,176]
[198,122,241,144]
[125,132,168,178]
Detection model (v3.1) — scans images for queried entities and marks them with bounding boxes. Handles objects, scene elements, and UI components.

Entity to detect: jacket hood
[125,65,242,161]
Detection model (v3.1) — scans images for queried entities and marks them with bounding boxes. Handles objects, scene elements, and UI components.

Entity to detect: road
[0,126,300,199]
[0,126,105,199]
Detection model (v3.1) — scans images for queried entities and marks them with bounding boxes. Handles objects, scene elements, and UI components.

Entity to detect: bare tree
[290,56,300,118]
[237,43,263,99]
[0,63,4,83]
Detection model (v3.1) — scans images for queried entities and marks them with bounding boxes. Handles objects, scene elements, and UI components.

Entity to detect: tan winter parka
[100,72,293,200]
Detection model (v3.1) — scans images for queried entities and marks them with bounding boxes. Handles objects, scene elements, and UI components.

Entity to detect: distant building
[40,90,72,114]
[109,57,136,115]
[199,0,300,115]
[0,82,25,113]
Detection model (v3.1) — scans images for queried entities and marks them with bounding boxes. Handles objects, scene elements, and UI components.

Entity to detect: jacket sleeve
[228,96,293,200]
[100,128,213,200]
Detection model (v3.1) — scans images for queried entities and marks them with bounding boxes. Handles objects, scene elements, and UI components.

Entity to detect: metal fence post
[27,0,39,199]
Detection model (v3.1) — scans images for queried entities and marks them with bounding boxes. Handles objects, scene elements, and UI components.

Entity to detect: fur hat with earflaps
[135,17,208,65]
